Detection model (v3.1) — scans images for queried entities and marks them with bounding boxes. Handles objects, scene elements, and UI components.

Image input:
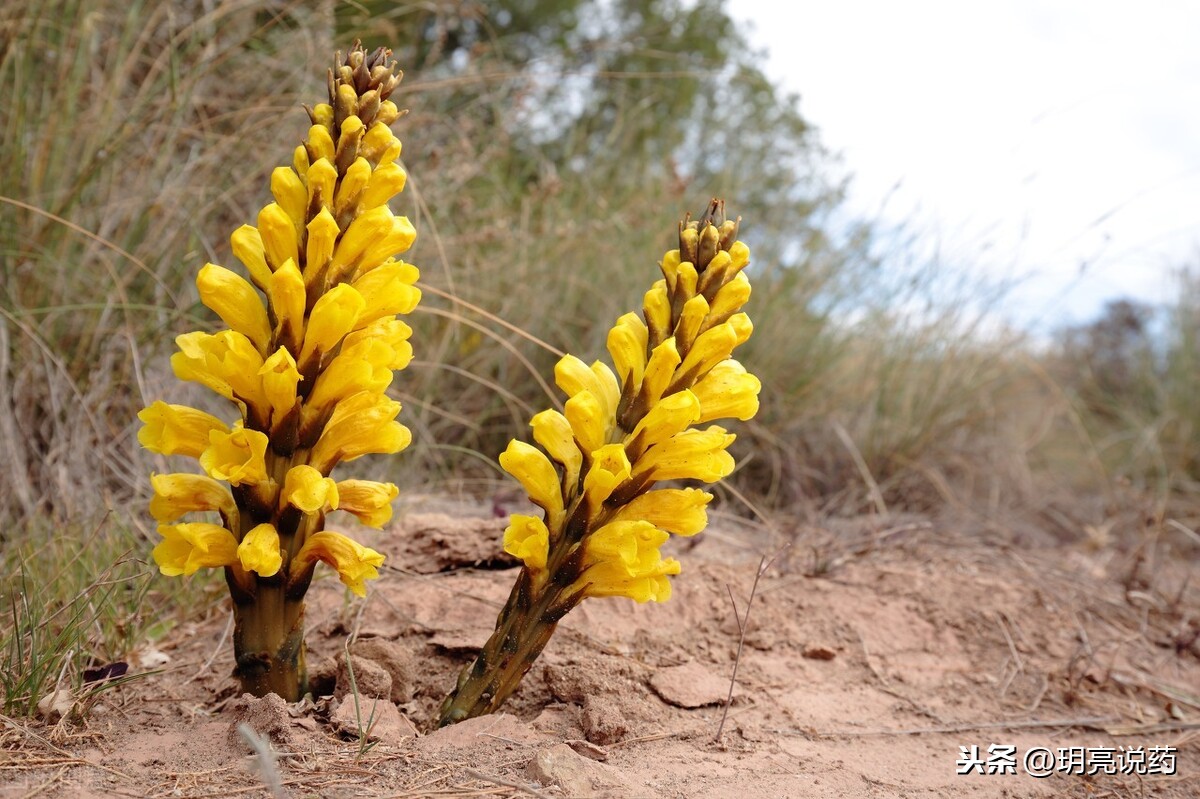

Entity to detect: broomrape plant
[137,44,419,700]
[438,201,761,725]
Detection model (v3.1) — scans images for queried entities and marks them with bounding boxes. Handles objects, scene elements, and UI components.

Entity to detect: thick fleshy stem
[230,582,308,700]
[437,566,581,726]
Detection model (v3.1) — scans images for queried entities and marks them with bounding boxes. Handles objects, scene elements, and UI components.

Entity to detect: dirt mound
[2,508,1197,798]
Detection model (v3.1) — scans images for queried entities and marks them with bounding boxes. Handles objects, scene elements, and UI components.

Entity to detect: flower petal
[293,531,385,597]
[237,523,282,577]
[691,359,761,423]
[530,409,581,492]
[199,423,270,486]
[610,487,711,536]
[149,472,236,523]
[335,479,398,528]
[137,401,229,459]
[196,264,271,354]
[503,514,550,572]
[499,440,564,527]
[153,523,238,576]
[283,465,339,513]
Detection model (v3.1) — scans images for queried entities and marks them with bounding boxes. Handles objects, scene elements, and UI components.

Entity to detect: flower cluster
[500,203,759,603]
[136,43,419,698]
[439,202,760,724]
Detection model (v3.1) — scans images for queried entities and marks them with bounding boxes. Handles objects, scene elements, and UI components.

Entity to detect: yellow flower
[638,337,681,410]
[282,465,339,513]
[270,166,307,229]
[610,487,711,536]
[625,390,701,460]
[259,347,302,427]
[200,423,270,486]
[336,479,399,528]
[230,224,271,289]
[704,272,751,327]
[606,313,648,390]
[196,263,271,354]
[293,531,385,597]
[171,330,268,419]
[149,472,236,523]
[351,260,421,325]
[630,426,736,484]
[554,356,619,420]
[691,359,761,423]
[503,515,550,572]
[138,401,230,458]
[582,444,631,510]
[563,389,608,456]
[304,206,339,290]
[237,523,282,577]
[305,338,394,412]
[529,409,581,492]
[152,523,238,576]
[267,258,306,349]
[499,440,564,528]
[257,202,298,270]
[298,283,365,368]
[575,520,681,603]
[310,391,410,472]
[342,317,414,370]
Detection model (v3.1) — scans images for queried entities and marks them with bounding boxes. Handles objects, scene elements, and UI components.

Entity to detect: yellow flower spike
[259,347,302,427]
[257,203,299,271]
[196,264,272,354]
[563,390,608,456]
[674,294,710,357]
[171,330,268,417]
[334,156,371,217]
[691,360,761,423]
[631,426,736,484]
[530,409,582,491]
[606,313,648,392]
[292,531,385,597]
[267,258,305,348]
[200,423,270,486]
[298,283,365,368]
[704,272,751,328]
[310,393,410,472]
[305,339,394,411]
[351,260,421,324]
[237,523,282,577]
[504,515,550,572]
[625,389,701,461]
[343,317,414,370]
[362,162,407,208]
[270,166,307,229]
[582,443,631,510]
[305,158,338,215]
[230,224,272,290]
[137,401,229,458]
[305,123,335,163]
[283,464,339,513]
[148,472,237,523]
[336,479,399,528]
[153,523,239,576]
[498,440,564,528]
[611,487,712,537]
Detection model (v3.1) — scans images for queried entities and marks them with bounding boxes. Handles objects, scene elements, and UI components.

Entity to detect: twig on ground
[714,544,789,745]
[462,767,553,798]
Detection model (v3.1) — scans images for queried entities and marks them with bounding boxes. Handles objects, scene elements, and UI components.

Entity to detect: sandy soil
[2,500,1198,798]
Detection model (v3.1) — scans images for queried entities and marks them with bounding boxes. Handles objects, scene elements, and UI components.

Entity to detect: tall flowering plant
[439,202,761,725]
[137,44,419,700]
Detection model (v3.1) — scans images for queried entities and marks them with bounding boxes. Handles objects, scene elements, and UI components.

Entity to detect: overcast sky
[732,0,1200,331]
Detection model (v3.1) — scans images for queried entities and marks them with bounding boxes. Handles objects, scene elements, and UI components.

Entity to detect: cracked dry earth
[2,499,1198,798]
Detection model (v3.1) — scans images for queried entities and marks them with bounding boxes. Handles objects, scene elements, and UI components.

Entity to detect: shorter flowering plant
[439,201,761,725]
[138,43,419,700]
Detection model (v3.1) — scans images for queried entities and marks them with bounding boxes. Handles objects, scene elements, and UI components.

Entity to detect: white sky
[733,0,1200,331]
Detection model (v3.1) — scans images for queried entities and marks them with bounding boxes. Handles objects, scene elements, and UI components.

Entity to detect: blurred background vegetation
[1,0,1196,713]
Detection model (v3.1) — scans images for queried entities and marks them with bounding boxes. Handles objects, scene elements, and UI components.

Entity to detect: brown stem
[231,582,308,700]
[437,569,577,726]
